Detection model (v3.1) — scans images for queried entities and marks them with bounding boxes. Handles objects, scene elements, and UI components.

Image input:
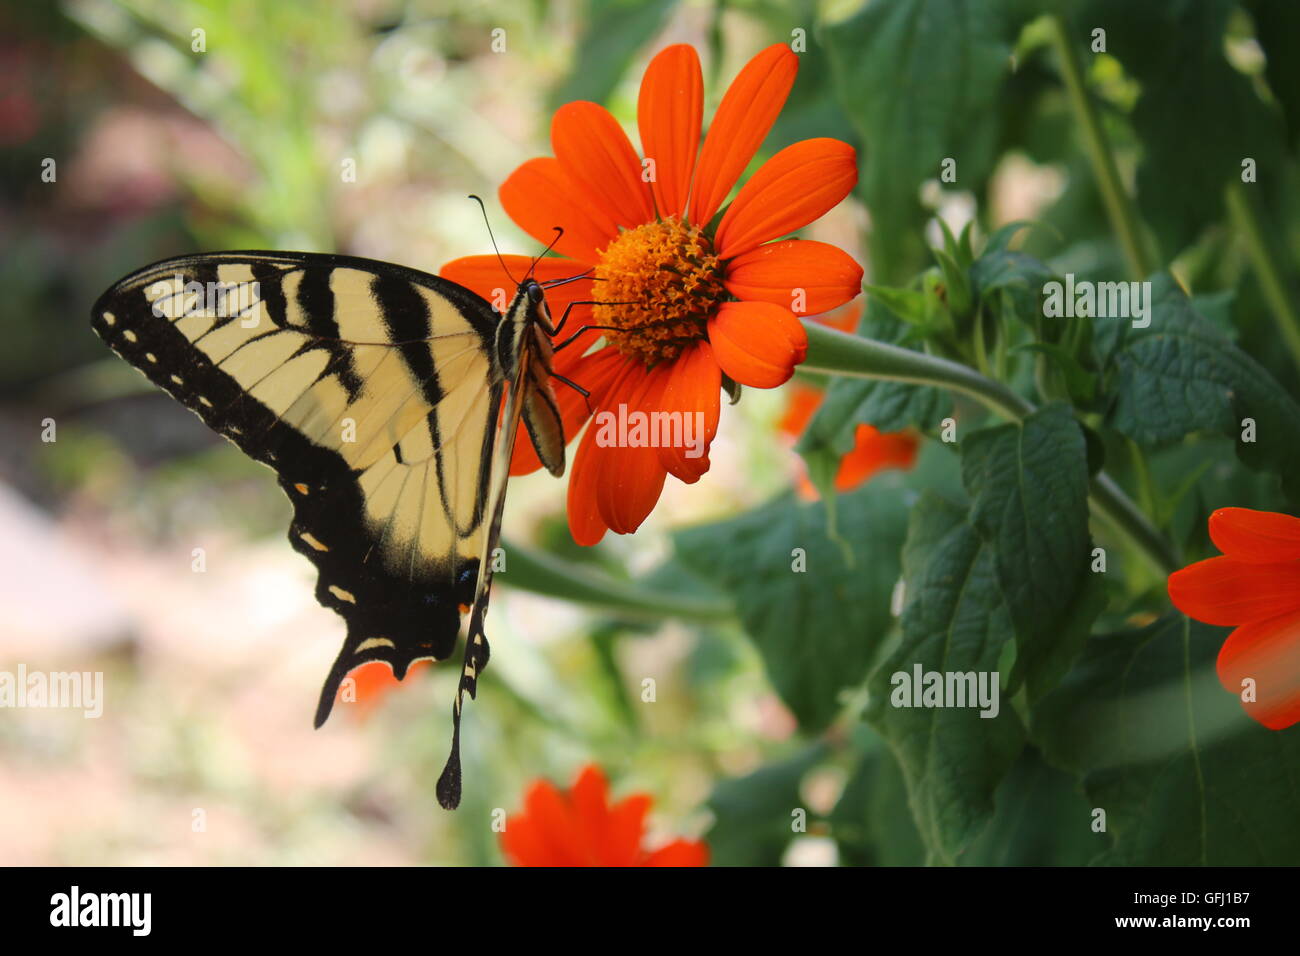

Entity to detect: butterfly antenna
[527,226,565,278]
[468,194,517,285]
[540,267,595,290]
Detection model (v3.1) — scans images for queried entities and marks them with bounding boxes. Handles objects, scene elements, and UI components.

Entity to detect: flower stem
[1048,14,1153,280]
[1225,181,1300,374]
[499,538,733,622]
[802,321,1180,575]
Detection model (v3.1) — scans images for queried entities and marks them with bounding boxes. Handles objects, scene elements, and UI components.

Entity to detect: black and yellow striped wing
[91,251,507,726]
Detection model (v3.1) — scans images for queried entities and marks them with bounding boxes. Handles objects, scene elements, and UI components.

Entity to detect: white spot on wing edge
[328,584,357,604]
[299,531,329,552]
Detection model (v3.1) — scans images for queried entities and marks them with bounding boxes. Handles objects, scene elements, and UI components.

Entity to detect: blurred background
[4,0,1299,866]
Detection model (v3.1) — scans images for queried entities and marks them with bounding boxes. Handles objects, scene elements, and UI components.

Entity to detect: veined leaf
[674,481,911,730]
[961,402,1095,696]
[1105,272,1300,502]
[865,492,1025,863]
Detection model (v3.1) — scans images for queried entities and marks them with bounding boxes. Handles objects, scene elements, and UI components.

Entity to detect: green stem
[1225,182,1300,373]
[500,538,733,622]
[802,321,1180,575]
[800,322,1035,420]
[1048,14,1153,280]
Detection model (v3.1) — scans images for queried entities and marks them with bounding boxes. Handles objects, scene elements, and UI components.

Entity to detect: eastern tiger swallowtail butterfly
[91,227,589,809]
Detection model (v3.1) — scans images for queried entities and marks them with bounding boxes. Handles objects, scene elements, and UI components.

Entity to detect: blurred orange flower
[1167,507,1300,730]
[443,43,862,545]
[500,765,708,867]
[778,304,918,496]
[337,660,430,721]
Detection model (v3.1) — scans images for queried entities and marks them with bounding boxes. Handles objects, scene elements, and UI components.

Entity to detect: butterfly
[90,217,593,809]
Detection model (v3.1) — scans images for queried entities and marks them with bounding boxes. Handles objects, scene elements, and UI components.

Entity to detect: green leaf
[823,0,1024,281]
[1015,342,1097,403]
[674,482,911,730]
[547,0,678,109]
[865,492,1025,863]
[957,747,1100,866]
[1034,614,1300,865]
[961,402,1094,696]
[969,231,1056,326]
[1104,272,1300,502]
[830,732,926,866]
[704,743,828,867]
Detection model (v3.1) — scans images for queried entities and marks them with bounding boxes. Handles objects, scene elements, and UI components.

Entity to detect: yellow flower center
[593,216,726,364]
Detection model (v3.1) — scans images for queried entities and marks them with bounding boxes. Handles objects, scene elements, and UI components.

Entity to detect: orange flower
[1167,507,1300,730]
[500,764,708,867]
[777,304,918,496]
[337,660,430,721]
[443,43,862,545]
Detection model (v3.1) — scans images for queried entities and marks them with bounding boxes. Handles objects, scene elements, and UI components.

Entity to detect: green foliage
[704,743,828,866]
[962,402,1094,694]
[1105,273,1300,502]
[823,0,1024,281]
[675,481,910,730]
[1035,615,1300,864]
[548,0,679,108]
[865,493,1025,863]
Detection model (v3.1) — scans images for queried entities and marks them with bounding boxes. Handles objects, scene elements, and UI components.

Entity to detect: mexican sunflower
[777,304,918,497]
[337,659,430,720]
[500,764,708,867]
[442,43,862,544]
[1167,507,1300,730]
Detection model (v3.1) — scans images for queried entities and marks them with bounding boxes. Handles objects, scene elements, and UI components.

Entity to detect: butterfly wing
[90,251,505,725]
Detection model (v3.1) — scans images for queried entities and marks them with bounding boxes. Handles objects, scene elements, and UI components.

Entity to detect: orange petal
[638,44,703,219]
[606,793,653,867]
[835,425,919,491]
[779,383,824,438]
[499,813,556,867]
[552,101,654,229]
[566,355,645,546]
[440,254,591,314]
[594,364,670,536]
[643,839,710,867]
[707,300,808,389]
[510,779,585,866]
[1209,507,1300,564]
[1216,607,1300,730]
[818,301,862,334]
[655,339,721,483]
[340,660,430,721]
[688,43,798,226]
[724,239,863,316]
[566,765,612,865]
[1167,556,1300,627]
[499,157,613,263]
[507,340,611,477]
[714,138,859,258]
